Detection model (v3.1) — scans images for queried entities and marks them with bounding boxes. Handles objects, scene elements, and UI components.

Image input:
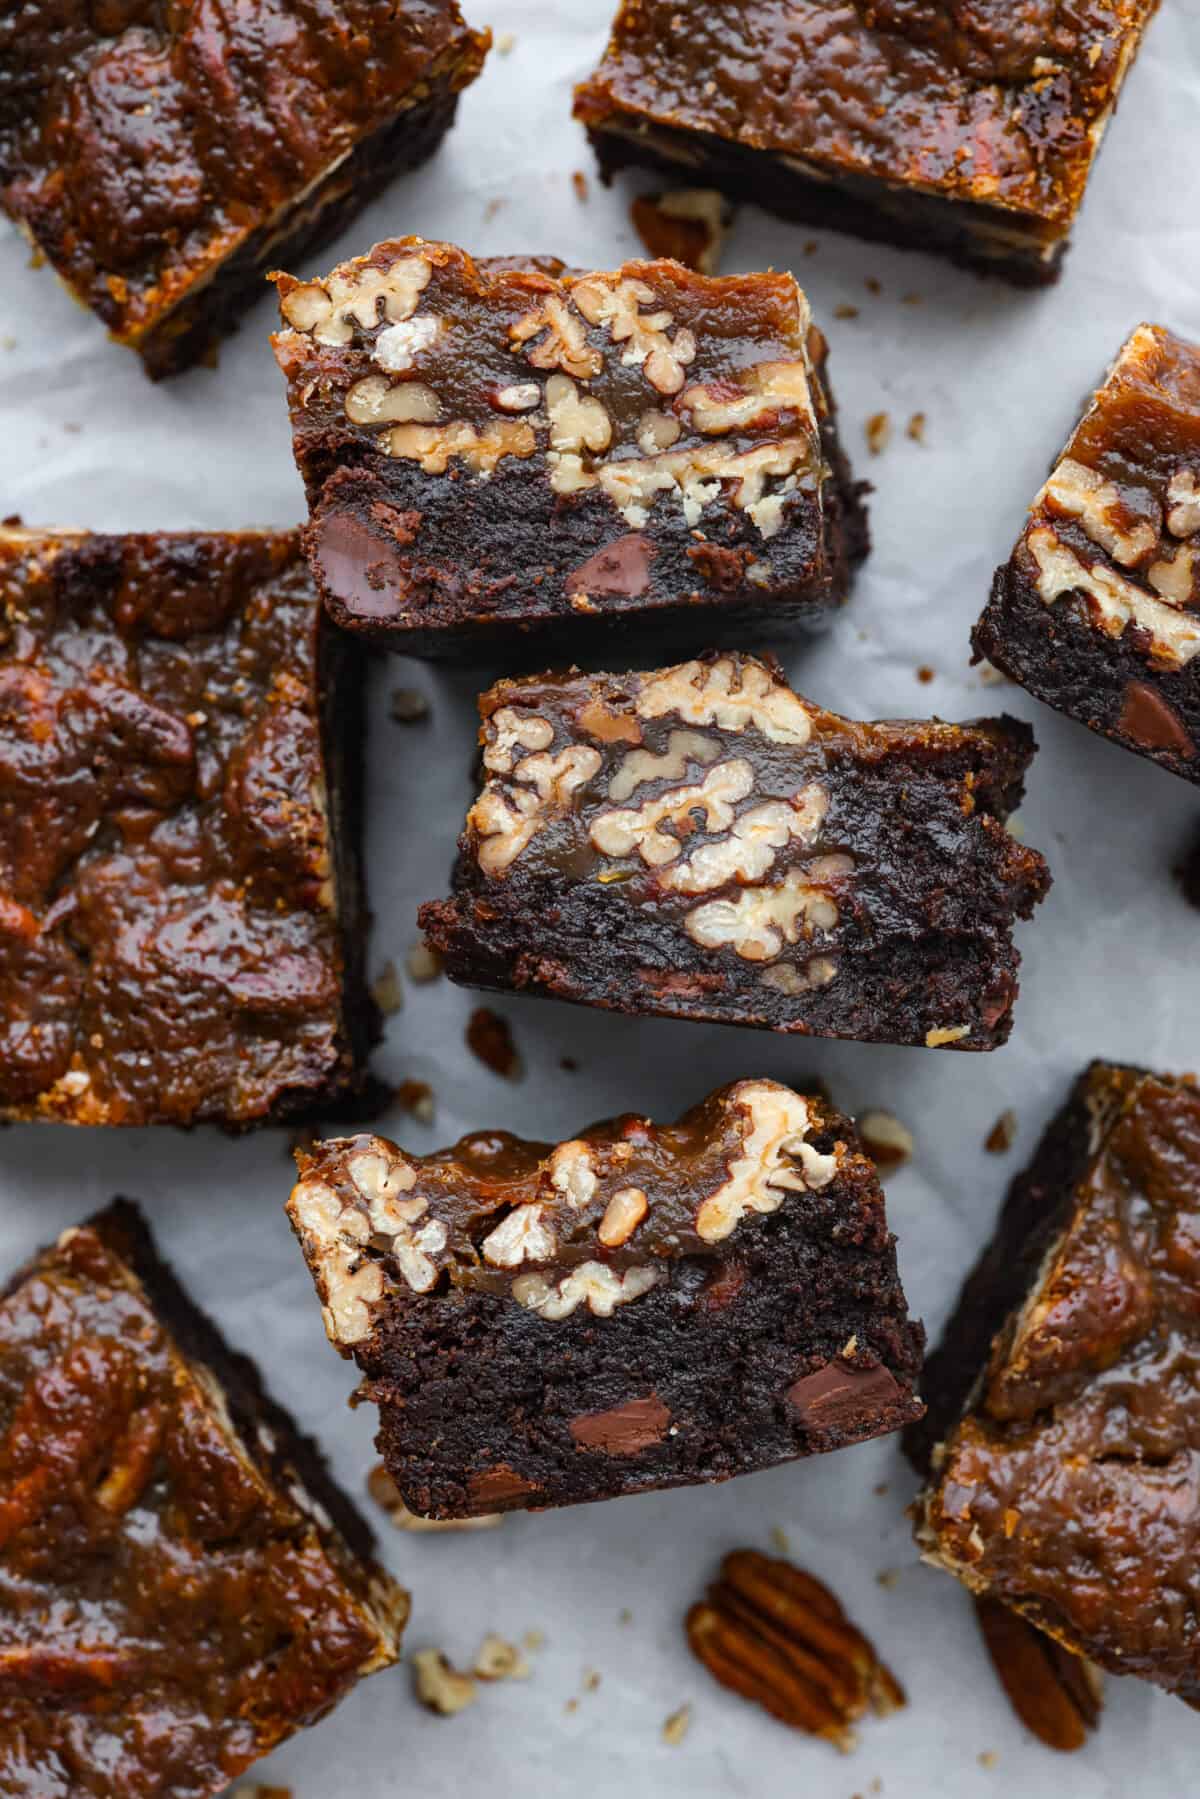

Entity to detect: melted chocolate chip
[565,534,656,599]
[312,511,407,619]
[787,1360,902,1431]
[569,1393,671,1454]
[1118,682,1195,757]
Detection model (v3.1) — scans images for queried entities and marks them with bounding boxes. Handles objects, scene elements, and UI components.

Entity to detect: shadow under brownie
[420,652,1051,1051]
[0,0,489,377]
[271,238,866,660]
[0,1201,408,1798]
[574,0,1161,287]
[0,526,374,1128]
[974,322,1200,782]
[287,1079,924,1517]
[909,1061,1200,1705]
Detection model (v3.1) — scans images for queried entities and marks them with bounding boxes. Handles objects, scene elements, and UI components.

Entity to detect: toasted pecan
[685,1548,904,1752]
[974,1597,1103,1752]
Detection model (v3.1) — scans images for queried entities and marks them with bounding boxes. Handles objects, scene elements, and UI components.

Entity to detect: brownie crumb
[571,170,589,202]
[466,1007,520,1077]
[560,1055,579,1072]
[984,1109,1017,1154]
[834,303,860,319]
[865,276,882,294]
[916,665,934,683]
[907,412,927,444]
[390,686,430,724]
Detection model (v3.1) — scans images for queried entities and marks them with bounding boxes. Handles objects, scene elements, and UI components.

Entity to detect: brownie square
[0,2,488,377]
[974,323,1200,781]
[909,1062,1200,1704]
[0,526,373,1128]
[271,238,867,658]
[574,0,1160,286]
[418,652,1051,1050]
[287,1080,924,1516]
[0,1201,408,1798]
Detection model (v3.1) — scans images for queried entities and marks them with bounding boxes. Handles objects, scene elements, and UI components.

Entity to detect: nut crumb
[467,1007,520,1078]
[803,240,818,255]
[875,1569,901,1590]
[979,1751,997,1768]
[406,941,442,982]
[412,1648,478,1715]
[395,1079,434,1124]
[834,304,860,320]
[390,686,430,724]
[371,960,403,1015]
[907,412,927,444]
[769,1525,791,1556]
[475,1635,531,1681]
[560,1055,579,1072]
[565,1697,579,1715]
[630,189,729,275]
[662,1703,692,1746]
[572,170,589,202]
[230,1787,292,1799]
[368,1464,501,1531]
[583,1667,602,1692]
[976,660,1010,686]
[874,1481,889,1497]
[865,276,882,294]
[495,29,515,52]
[865,412,891,455]
[857,1110,913,1169]
[916,664,934,683]
[985,1109,1017,1154]
[523,1629,546,1652]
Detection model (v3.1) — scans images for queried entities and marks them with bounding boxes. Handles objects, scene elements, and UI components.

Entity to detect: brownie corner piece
[974,322,1200,781]
[574,0,1160,286]
[909,1061,1200,1702]
[270,237,865,658]
[0,525,373,1128]
[418,652,1050,1050]
[0,3,489,377]
[0,1200,408,1798]
[286,1079,924,1516]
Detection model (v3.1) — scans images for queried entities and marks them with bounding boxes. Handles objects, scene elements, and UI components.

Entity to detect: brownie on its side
[0,2,488,378]
[0,1202,408,1799]
[419,653,1051,1051]
[271,238,866,658]
[574,0,1159,287]
[974,324,1200,781]
[0,527,374,1127]
[909,1062,1200,1705]
[287,1080,925,1517]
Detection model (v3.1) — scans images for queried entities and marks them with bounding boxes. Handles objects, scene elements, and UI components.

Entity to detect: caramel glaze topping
[922,1070,1200,1699]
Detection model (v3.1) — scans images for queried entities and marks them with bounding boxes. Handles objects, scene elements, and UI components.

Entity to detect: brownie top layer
[0,1204,406,1799]
[1004,322,1200,669]
[0,527,350,1126]
[575,0,1157,237]
[434,651,1048,1037]
[272,237,839,628]
[919,1063,1200,1698]
[0,1,488,342]
[289,1078,866,1347]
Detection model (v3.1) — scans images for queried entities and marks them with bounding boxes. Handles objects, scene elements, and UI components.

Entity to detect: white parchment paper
[3,3,1200,1792]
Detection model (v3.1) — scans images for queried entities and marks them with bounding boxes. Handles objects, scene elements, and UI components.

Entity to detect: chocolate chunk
[467,1465,541,1507]
[570,1394,671,1454]
[1118,681,1195,757]
[566,534,656,600]
[787,1361,902,1430]
[311,511,407,620]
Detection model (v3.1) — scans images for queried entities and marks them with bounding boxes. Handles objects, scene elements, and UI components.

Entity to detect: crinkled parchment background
[3,3,1200,1792]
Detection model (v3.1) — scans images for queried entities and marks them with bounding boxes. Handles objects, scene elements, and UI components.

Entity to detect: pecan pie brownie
[910,1061,1200,1704]
[974,323,1200,781]
[271,238,866,657]
[0,1202,408,1797]
[575,0,1161,286]
[0,526,373,1127]
[0,1,489,376]
[287,1080,924,1515]
[419,653,1051,1050]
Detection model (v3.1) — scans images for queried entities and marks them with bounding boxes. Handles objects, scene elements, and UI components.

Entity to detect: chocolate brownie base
[420,654,1050,1051]
[0,1201,408,1798]
[287,1081,924,1516]
[272,241,866,660]
[909,1063,1200,1704]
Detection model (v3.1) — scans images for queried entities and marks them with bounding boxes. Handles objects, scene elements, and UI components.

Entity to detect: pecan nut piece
[685,1548,904,1751]
[974,1597,1103,1753]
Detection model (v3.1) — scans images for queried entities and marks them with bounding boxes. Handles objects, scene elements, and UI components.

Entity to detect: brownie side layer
[584,122,1066,288]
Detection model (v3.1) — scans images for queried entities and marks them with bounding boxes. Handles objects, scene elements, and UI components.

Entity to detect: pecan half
[685,1549,904,1751]
[974,1597,1102,1752]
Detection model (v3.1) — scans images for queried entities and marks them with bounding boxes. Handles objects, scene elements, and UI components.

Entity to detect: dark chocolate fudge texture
[271,237,866,659]
[974,323,1200,782]
[575,0,1160,286]
[0,1201,408,1798]
[286,1079,925,1516]
[0,526,373,1128]
[419,652,1051,1050]
[0,1,489,376]
[910,1062,1200,1705]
